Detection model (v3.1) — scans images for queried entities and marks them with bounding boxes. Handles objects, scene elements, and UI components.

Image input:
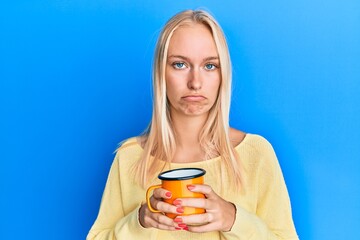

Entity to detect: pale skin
[139,23,246,232]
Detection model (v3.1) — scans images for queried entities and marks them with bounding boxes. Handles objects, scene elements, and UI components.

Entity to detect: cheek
[166,70,187,93]
[207,74,221,93]
[165,74,180,101]
[165,78,177,96]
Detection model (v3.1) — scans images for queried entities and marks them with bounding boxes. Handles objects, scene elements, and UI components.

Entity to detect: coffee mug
[146,167,206,219]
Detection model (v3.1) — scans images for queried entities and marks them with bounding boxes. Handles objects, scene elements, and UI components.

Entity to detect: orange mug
[146,168,206,219]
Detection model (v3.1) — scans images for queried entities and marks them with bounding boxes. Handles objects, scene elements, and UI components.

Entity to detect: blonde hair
[132,10,243,189]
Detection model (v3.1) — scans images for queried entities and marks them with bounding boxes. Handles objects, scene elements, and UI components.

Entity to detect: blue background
[1,1,359,239]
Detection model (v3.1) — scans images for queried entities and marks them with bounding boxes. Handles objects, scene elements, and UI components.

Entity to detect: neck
[170,115,207,163]
[171,113,208,148]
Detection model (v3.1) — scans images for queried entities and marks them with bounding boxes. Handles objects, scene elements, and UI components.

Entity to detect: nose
[187,68,202,91]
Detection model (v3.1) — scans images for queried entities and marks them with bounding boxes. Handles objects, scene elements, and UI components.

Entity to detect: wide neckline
[130,133,251,165]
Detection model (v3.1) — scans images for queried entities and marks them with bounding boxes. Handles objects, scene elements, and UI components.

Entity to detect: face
[165,23,221,117]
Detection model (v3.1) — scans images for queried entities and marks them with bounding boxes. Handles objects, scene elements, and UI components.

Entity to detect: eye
[172,62,186,69]
[204,63,217,70]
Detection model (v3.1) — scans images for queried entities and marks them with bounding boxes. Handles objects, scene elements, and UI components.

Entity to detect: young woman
[87,10,298,240]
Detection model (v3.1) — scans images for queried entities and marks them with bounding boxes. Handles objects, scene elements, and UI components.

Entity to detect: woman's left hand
[173,184,236,232]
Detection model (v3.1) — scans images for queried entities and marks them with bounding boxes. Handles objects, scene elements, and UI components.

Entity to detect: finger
[187,184,217,199]
[149,196,181,215]
[176,197,208,209]
[150,212,178,229]
[145,206,178,230]
[179,212,213,225]
[153,188,172,200]
[147,216,177,231]
[187,222,219,233]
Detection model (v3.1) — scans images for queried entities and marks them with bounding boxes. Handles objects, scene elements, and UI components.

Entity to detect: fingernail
[174,217,182,223]
[165,192,172,198]
[183,227,189,231]
[175,227,182,230]
[187,185,195,190]
[173,199,182,206]
[176,207,184,213]
[178,223,187,228]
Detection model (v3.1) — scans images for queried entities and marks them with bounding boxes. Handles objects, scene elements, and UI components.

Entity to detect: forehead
[167,23,218,58]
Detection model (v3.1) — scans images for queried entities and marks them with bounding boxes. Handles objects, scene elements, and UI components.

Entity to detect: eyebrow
[168,55,219,62]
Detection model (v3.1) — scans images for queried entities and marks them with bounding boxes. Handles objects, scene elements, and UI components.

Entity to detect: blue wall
[1,1,359,239]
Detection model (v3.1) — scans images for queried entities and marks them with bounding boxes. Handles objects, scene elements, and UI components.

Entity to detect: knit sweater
[87,134,298,240]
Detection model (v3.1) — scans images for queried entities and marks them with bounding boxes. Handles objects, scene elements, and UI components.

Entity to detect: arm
[86,153,155,240]
[221,140,298,240]
[174,137,298,239]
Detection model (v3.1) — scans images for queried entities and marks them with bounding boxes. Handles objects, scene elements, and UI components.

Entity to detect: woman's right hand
[139,188,182,230]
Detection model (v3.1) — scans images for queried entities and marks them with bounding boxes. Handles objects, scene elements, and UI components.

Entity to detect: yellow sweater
[87,134,298,240]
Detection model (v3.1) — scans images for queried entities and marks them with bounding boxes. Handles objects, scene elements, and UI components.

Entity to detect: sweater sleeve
[86,152,156,240]
[221,137,298,240]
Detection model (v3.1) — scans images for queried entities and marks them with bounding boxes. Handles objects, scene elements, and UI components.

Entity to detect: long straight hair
[132,10,243,189]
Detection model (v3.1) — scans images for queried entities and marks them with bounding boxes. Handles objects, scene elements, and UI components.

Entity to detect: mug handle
[146,184,162,213]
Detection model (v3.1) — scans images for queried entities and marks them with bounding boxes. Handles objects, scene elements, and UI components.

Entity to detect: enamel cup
[146,168,206,219]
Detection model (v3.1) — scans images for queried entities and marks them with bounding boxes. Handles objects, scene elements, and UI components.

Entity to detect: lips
[182,95,206,101]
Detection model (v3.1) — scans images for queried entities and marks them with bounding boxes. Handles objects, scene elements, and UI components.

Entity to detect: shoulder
[229,128,273,151]
[240,133,274,151]
[236,133,279,170]
[117,136,141,151]
[229,128,247,147]
[114,136,143,166]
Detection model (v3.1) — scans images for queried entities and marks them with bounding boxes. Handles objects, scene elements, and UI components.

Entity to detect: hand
[139,187,181,230]
[173,184,236,232]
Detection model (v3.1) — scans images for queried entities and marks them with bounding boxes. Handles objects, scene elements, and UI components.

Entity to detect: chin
[183,107,210,116]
